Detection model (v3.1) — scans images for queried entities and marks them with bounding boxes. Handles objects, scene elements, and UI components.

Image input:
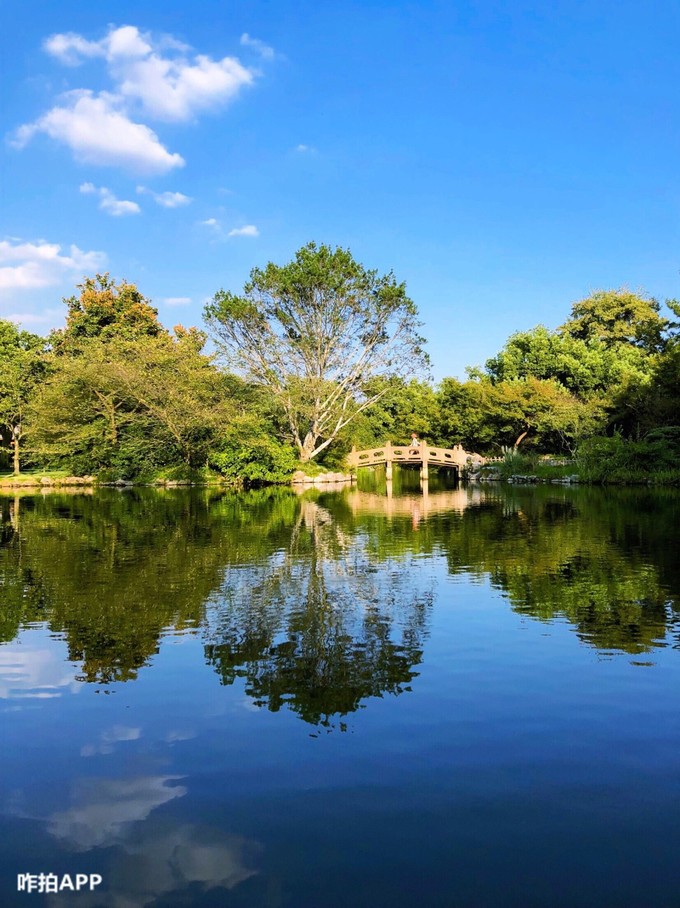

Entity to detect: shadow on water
[1,483,680,726]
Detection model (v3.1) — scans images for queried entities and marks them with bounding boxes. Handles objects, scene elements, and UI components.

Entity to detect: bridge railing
[346,441,474,470]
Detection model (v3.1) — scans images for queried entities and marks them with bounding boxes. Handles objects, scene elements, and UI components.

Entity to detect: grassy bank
[0,470,85,487]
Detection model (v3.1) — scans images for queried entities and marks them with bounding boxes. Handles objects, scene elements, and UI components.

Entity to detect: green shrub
[209,436,297,485]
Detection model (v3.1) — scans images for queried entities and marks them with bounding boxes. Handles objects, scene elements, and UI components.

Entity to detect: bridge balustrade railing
[347,442,471,469]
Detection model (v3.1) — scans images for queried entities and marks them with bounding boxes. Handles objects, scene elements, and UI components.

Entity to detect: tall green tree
[205,242,427,462]
[0,320,46,473]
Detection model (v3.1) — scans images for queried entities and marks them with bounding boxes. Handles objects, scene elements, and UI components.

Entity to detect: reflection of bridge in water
[347,487,484,521]
[347,441,482,481]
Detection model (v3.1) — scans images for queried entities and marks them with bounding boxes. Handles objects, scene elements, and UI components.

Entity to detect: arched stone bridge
[347,441,483,480]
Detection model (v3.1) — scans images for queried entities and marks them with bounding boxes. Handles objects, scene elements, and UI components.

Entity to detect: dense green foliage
[1,263,678,482]
[3,275,294,483]
[0,321,46,474]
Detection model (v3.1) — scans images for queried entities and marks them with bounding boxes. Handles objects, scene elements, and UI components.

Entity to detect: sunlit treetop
[55,273,165,347]
[559,289,670,352]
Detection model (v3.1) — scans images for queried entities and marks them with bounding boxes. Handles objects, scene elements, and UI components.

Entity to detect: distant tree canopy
[560,288,670,351]
[19,275,291,481]
[205,242,428,461]
[1,266,679,479]
[465,289,680,450]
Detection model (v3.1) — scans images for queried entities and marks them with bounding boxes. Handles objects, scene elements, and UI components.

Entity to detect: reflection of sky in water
[0,629,81,701]
[43,776,258,907]
[1,488,680,907]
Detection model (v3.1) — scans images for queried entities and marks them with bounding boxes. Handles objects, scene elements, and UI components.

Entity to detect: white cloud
[200,217,220,228]
[228,224,259,238]
[14,25,265,172]
[163,297,191,306]
[43,25,256,122]
[0,238,106,291]
[137,186,191,207]
[105,24,154,60]
[80,182,141,216]
[240,32,275,60]
[13,91,184,173]
[114,50,254,122]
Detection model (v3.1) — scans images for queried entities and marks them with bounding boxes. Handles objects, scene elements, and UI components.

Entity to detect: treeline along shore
[2,242,680,486]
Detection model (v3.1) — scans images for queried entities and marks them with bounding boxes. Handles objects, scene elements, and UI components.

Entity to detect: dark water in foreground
[1,482,679,907]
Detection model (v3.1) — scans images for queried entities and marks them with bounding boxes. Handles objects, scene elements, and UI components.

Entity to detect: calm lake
[1,480,679,907]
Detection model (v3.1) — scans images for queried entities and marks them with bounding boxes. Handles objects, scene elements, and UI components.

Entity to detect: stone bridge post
[420,439,428,481]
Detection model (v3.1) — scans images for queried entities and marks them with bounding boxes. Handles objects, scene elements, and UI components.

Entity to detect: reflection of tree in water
[204,500,434,728]
[0,490,433,714]
[440,488,680,655]
[2,483,680,705]
[0,489,301,682]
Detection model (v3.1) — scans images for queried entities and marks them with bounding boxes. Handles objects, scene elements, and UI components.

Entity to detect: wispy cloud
[80,182,141,216]
[228,224,259,238]
[295,143,316,154]
[163,296,191,306]
[199,218,259,240]
[12,25,267,172]
[240,33,275,60]
[0,238,106,290]
[137,186,192,208]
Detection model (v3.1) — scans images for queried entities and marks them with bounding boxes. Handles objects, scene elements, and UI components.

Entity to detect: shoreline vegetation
[3,451,680,489]
[2,244,679,488]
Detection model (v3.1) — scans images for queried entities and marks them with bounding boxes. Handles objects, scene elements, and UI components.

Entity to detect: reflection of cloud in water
[163,728,196,743]
[61,821,259,908]
[45,776,259,907]
[81,725,141,757]
[0,634,80,700]
[48,776,186,850]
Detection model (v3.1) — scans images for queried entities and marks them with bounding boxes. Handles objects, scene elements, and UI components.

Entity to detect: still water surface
[1,482,679,907]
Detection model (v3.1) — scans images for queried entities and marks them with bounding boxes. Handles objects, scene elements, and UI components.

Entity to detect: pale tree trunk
[299,430,319,462]
[12,433,20,475]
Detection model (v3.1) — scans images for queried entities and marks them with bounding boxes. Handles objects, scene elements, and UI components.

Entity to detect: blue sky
[2,0,679,379]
